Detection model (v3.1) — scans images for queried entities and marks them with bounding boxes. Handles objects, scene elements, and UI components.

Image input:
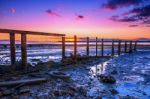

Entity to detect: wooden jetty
[0,29,138,69]
[0,29,65,69]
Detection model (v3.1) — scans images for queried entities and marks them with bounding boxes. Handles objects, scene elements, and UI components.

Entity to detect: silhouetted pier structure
[0,29,138,69]
[0,29,65,69]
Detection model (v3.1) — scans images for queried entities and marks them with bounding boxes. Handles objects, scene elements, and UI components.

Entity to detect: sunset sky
[0,0,150,41]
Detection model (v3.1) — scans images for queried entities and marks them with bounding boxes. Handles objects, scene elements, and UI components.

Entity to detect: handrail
[0,29,65,36]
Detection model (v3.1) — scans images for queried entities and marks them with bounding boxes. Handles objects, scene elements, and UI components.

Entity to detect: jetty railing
[0,29,139,69]
[62,36,138,61]
[0,29,65,69]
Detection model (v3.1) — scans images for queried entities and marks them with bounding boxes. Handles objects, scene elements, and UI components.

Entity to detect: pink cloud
[10,8,16,14]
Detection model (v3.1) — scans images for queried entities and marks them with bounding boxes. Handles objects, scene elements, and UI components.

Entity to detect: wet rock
[37,61,56,68]
[47,71,70,80]
[2,89,12,96]
[111,70,118,75]
[76,86,87,96]
[0,92,2,98]
[86,67,91,70]
[98,74,116,84]
[68,86,77,92]
[53,90,74,96]
[19,89,30,95]
[11,95,19,99]
[109,89,118,94]
[95,96,102,99]
[143,92,147,95]
[119,95,139,99]
[61,58,76,65]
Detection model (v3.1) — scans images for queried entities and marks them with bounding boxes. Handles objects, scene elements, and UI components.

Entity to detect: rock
[143,92,147,95]
[86,67,91,70]
[2,90,12,96]
[119,95,139,99]
[80,60,87,64]
[0,92,2,98]
[53,90,61,96]
[53,90,74,96]
[68,86,77,92]
[19,89,30,95]
[61,58,76,65]
[76,86,87,96]
[111,70,118,74]
[95,96,102,99]
[11,95,19,99]
[98,74,116,84]
[37,61,56,68]
[47,71,70,80]
[109,89,118,94]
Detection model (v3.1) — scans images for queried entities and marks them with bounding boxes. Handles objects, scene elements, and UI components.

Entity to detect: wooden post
[129,40,132,53]
[9,32,16,66]
[118,40,121,55]
[101,39,104,57]
[112,40,114,56]
[74,35,77,60]
[21,33,27,68]
[96,37,98,57]
[62,36,65,59]
[124,40,127,53]
[134,41,137,51]
[86,37,89,56]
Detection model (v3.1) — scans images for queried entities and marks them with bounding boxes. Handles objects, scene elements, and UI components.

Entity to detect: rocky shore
[0,51,150,99]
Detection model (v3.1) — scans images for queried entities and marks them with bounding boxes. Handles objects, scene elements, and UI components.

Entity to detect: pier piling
[21,33,27,68]
[118,40,121,55]
[124,40,127,53]
[9,32,16,66]
[112,40,114,56]
[101,39,104,57]
[74,35,77,61]
[129,40,132,53]
[134,41,137,51]
[62,36,65,59]
[96,37,98,57]
[86,37,89,56]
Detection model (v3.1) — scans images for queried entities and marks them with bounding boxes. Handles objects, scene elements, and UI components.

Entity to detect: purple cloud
[110,4,150,26]
[102,0,143,10]
[75,14,85,20]
[77,15,84,19]
[10,8,16,14]
[46,9,61,17]
[110,16,138,22]
[129,25,138,27]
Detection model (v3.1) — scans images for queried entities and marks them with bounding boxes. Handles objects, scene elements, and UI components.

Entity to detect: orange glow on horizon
[0,25,150,41]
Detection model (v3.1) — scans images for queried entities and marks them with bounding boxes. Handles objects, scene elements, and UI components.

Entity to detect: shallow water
[89,50,150,98]
[0,45,114,65]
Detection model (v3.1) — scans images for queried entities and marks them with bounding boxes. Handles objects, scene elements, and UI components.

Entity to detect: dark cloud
[129,25,138,27]
[109,15,119,21]
[102,0,143,10]
[123,5,150,24]
[75,14,85,20]
[77,15,84,19]
[110,4,150,26]
[110,16,138,22]
[126,5,150,17]
[46,9,61,17]
[118,17,138,22]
